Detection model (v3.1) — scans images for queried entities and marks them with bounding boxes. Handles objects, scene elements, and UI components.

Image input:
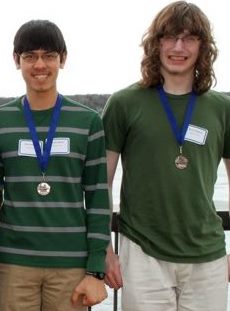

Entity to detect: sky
[0,0,229,97]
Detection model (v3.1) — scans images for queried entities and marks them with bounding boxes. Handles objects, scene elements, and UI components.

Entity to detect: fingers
[105,253,123,289]
[72,279,108,307]
[71,290,81,305]
[105,271,123,289]
[82,291,108,307]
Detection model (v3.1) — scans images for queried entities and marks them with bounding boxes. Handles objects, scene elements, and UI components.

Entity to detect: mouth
[32,74,49,80]
[168,55,188,61]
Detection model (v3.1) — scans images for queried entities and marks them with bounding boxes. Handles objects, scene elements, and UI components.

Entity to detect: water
[214,160,228,210]
[113,159,229,210]
[96,160,229,310]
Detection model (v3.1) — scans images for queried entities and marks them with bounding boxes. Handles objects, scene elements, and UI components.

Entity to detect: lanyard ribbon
[23,94,63,174]
[157,85,196,146]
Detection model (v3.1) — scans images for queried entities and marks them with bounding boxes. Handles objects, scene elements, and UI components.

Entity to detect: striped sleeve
[82,112,111,272]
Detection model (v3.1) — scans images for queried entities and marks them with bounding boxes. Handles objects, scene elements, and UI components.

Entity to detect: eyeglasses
[19,52,59,64]
[161,34,200,47]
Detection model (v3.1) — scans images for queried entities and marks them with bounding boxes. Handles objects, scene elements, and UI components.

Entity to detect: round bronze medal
[37,182,51,196]
[175,155,188,170]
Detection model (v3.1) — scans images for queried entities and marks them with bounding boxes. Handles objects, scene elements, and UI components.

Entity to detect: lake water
[112,159,229,210]
[93,160,229,310]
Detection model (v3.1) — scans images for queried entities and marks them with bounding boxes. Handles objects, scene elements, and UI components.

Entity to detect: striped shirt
[0,96,110,272]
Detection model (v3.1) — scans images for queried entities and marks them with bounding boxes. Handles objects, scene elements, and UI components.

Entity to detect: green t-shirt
[0,96,110,271]
[102,83,230,263]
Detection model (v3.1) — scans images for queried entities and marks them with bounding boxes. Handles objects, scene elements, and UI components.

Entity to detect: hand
[105,244,123,289]
[71,275,108,307]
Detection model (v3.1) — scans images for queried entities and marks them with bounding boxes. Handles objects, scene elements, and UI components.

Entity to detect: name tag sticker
[18,139,43,157]
[50,138,70,154]
[185,125,208,145]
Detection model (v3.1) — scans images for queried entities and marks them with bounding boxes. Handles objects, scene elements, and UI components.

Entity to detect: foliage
[0,92,229,114]
[0,94,111,114]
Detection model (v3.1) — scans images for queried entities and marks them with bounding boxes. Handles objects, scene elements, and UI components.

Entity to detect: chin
[32,88,50,93]
[166,67,191,75]
[32,84,53,92]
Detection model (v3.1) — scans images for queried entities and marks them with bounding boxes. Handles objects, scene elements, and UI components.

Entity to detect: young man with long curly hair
[103,2,230,310]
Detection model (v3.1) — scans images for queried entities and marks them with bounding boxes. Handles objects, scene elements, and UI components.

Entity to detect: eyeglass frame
[18,51,60,64]
[160,34,200,47]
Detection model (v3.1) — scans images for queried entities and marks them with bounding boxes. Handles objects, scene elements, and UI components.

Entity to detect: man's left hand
[71,275,108,307]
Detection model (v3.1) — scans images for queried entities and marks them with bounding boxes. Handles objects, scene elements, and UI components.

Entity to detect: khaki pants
[0,264,87,311]
[120,235,228,311]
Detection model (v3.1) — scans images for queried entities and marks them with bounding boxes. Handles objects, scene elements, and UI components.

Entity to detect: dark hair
[14,20,67,61]
[139,1,218,94]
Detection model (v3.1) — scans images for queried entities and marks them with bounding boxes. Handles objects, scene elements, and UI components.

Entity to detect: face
[14,49,66,95]
[159,30,201,79]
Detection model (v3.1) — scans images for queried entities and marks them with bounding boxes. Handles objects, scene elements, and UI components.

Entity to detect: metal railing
[89,210,230,311]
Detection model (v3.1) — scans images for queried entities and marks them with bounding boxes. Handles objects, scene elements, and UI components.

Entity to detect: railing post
[112,212,119,311]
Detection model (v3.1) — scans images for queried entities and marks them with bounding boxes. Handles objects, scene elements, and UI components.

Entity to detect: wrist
[86,271,105,280]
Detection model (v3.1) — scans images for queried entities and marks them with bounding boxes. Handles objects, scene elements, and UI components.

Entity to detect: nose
[173,38,185,50]
[33,56,46,67]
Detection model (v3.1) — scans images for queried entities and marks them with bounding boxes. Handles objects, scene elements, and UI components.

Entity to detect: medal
[175,145,188,169]
[175,155,188,169]
[37,173,51,195]
[37,182,51,195]
[23,94,63,194]
[157,86,196,169]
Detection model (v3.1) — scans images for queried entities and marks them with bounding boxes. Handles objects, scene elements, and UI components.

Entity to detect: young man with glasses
[103,1,230,311]
[0,20,110,311]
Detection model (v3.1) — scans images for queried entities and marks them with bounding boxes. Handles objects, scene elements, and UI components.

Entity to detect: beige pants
[120,235,228,311]
[0,264,87,311]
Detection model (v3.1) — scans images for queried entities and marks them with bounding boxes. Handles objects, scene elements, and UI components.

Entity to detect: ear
[13,52,20,69]
[60,53,67,69]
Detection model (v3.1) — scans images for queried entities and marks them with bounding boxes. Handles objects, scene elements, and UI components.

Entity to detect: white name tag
[18,139,43,157]
[51,138,70,154]
[18,138,70,156]
[185,124,208,145]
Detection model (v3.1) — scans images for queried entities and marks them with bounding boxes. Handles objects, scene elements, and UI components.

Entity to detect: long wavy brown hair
[139,1,218,94]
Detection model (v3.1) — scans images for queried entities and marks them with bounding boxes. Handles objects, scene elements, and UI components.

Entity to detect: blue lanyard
[157,85,196,146]
[23,94,63,174]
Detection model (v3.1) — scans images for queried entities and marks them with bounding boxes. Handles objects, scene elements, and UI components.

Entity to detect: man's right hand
[105,244,123,289]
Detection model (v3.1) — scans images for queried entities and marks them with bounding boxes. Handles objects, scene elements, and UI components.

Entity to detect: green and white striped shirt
[0,96,110,272]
